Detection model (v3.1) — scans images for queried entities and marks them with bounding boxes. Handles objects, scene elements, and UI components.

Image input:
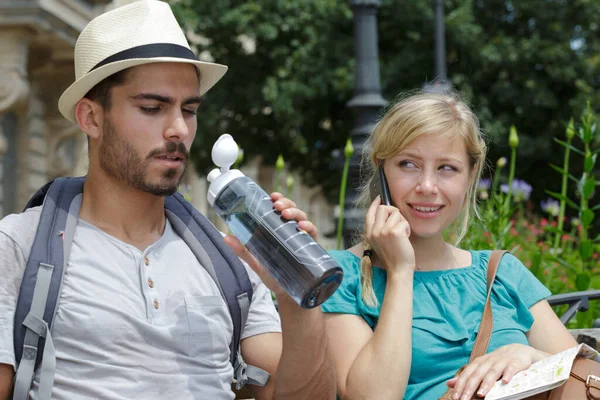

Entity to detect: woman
[321,92,576,400]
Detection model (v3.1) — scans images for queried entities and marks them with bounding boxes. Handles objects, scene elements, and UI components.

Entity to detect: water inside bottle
[215,177,343,308]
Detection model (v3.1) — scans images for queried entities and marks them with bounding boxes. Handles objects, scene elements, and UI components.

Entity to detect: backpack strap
[164,193,270,389]
[13,176,85,400]
[13,177,269,398]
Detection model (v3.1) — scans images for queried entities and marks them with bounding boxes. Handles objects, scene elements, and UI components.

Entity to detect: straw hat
[58,0,228,123]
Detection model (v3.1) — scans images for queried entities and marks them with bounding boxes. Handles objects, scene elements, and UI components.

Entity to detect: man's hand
[223,192,318,298]
[0,363,14,400]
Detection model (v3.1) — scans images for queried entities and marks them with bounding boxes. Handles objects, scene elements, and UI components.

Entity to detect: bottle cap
[207,134,245,206]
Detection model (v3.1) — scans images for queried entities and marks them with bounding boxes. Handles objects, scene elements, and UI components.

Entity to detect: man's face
[98,62,201,196]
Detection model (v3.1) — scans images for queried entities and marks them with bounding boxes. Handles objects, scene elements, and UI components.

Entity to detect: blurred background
[0,0,599,325]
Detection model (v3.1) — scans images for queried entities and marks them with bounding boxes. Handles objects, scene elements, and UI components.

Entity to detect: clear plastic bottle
[207,134,343,308]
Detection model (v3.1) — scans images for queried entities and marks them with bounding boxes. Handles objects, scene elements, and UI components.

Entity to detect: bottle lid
[207,134,245,206]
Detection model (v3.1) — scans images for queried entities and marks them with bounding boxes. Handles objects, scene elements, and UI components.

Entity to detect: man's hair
[83,68,130,110]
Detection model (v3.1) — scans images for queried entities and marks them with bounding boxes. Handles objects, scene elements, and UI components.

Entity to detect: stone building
[0,0,338,248]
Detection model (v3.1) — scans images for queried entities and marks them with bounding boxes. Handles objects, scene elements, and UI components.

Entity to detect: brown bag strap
[469,250,508,362]
[438,251,508,400]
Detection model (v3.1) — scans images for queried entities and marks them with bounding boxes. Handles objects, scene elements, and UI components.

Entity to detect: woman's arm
[325,269,414,400]
[448,299,578,399]
[526,299,578,354]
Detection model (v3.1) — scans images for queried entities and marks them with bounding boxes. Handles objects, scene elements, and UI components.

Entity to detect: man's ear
[74,98,103,140]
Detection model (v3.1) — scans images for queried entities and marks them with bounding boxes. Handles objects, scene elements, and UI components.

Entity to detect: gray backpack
[11,176,269,399]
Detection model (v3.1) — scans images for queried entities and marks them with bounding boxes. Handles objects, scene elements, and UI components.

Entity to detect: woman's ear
[74,98,102,141]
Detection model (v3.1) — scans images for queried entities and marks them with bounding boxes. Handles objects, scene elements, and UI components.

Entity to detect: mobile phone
[370,165,392,206]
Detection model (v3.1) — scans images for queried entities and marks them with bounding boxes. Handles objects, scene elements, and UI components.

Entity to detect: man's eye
[183,108,197,115]
[140,106,160,114]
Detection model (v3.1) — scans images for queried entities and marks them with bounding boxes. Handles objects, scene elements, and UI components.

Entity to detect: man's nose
[164,112,190,142]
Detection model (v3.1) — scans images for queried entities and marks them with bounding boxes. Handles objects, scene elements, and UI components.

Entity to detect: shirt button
[148,279,154,288]
[153,300,159,309]
[144,257,150,266]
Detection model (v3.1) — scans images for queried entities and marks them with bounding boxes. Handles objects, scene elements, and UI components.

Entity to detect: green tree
[172,0,600,209]
[171,0,355,198]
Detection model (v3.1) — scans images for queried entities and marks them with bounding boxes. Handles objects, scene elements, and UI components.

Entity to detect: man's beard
[98,118,189,196]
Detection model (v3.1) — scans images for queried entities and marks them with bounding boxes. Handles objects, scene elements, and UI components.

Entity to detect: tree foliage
[172,0,600,205]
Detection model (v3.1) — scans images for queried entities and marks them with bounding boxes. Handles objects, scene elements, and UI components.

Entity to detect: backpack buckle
[234,351,248,390]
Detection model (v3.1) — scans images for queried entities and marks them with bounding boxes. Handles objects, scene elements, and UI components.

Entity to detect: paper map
[485,343,600,400]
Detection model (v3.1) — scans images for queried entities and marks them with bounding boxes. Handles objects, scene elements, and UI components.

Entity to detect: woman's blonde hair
[356,91,487,307]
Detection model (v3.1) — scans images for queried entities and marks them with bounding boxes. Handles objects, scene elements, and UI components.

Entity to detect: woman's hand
[224,192,317,297]
[446,343,546,399]
[365,195,416,276]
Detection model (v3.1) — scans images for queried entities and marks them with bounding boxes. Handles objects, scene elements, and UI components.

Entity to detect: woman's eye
[440,165,458,172]
[399,160,416,168]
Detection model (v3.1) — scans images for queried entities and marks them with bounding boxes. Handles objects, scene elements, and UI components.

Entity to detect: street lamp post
[424,0,452,94]
[340,0,387,248]
[435,0,446,82]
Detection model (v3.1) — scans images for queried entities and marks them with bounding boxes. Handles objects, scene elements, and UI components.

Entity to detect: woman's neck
[410,236,459,271]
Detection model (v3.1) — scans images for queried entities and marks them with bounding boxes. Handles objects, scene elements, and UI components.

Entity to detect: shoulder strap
[469,250,508,361]
[13,178,269,398]
[438,250,508,400]
[164,193,270,389]
[13,176,85,400]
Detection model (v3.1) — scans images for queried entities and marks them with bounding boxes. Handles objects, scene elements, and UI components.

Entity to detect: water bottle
[206,134,343,308]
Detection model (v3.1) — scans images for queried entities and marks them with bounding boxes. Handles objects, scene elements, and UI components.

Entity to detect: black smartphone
[370,165,392,206]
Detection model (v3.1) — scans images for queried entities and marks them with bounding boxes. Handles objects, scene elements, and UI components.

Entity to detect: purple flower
[501,179,532,202]
[478,179,491,190]
[541,198,560,216]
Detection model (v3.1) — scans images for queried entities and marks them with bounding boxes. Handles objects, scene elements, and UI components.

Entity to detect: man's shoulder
[0,206,42,254]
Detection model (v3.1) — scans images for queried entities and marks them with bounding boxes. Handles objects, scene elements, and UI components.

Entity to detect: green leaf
[568,174,580,185]
[544,190,579,210]
[581,209,595,229]
[546,255,578,274]
[543,226,563,235]
[576,273,591,291]
[579,239,594,260]
[548,163,566,175]
[592,204,600,211]
[584,154,597,174]
[582,177,596,199]
[548,164,578,183]
[529,251,543,279]
[554,139,584,156]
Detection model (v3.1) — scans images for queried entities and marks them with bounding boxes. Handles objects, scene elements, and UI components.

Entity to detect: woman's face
[383,133,472,239]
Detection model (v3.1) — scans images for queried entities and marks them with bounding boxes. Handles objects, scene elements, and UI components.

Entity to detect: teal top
[321,250,551,400]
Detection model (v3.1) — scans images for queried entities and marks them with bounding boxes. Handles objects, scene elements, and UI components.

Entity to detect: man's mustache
[146,142,189,161]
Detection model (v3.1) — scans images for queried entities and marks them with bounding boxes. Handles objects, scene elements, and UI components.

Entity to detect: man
[0,1,335,399]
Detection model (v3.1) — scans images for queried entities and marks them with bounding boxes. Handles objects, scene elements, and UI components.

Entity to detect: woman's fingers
[450,358,493,400]
[451,357,523,399]
[473,360,508,398]
[381,209,402,233]
[365,196,382,237]
[500,362,519,384]
[373,204,392,233]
